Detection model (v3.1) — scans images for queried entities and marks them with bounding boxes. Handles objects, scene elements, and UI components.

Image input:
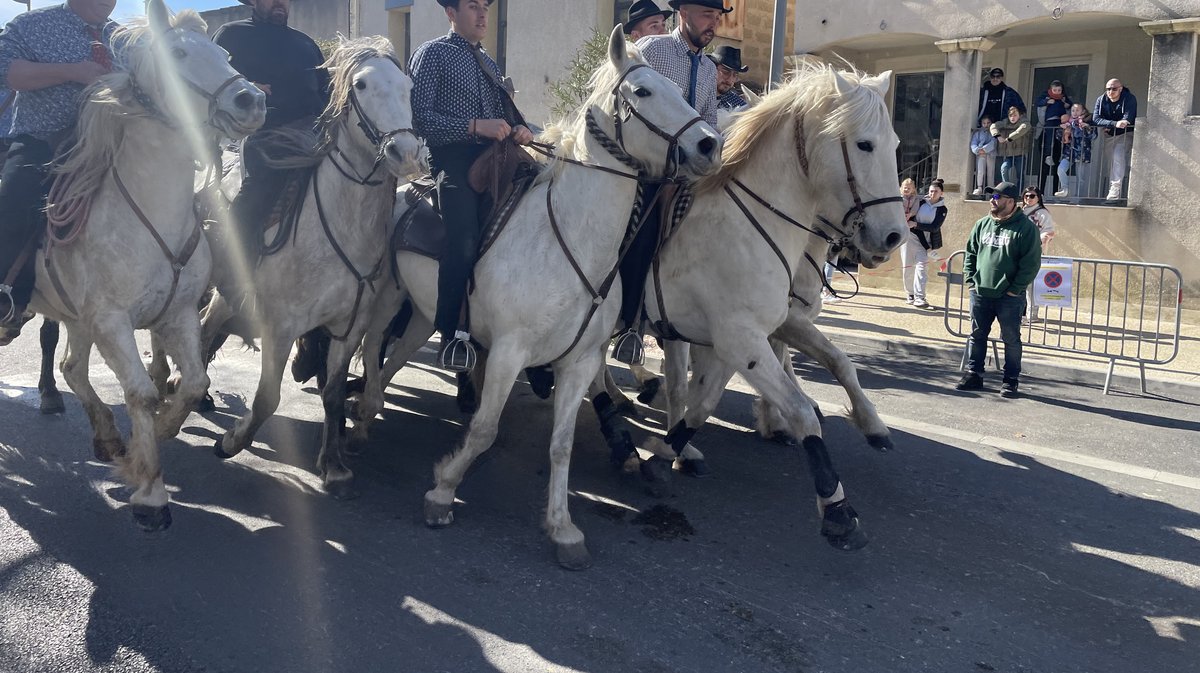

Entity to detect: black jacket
[214,16,330,129]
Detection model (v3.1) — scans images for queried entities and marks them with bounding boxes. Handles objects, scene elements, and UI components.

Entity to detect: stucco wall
[290,0,349,40]
[198,5,250,36]
[794,1,1200,53]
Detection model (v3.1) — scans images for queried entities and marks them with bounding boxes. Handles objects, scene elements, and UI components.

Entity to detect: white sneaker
[905,295,915,305]
[1054,189,1068,198]
[1106,181,1122,201]
[912,298,929,309]
[972,187,984,196]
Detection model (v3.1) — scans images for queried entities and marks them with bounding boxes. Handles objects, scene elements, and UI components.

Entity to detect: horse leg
[546,350,603,570]
[38,319,65,415]
[147,332,171,399]
[151,313,210,442]
[644,343,730,483]
[630,362,661,406]
[777,316,891,451]
[424,340,524,527]
[718,333,867,551]
[92,320,171,531]
[60,329,123,462]
[215,330,289,459]
[752,336,817,446]
[317,325,369,500]
[600,364,638,418]
[590,349,638,470]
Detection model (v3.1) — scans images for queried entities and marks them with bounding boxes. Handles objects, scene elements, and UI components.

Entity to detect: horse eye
[355,80,367,90]
[633,86,651,98]
[172,47,186,60]
[857,140,874,152]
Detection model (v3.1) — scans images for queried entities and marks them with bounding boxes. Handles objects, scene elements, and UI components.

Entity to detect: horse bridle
[609,63,708,179]
[333,55,419,186]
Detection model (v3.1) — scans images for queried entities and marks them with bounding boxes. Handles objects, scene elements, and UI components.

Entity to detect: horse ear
[609,24,628,69]
[147,0,171,33]
[741,84,761,106]
[832,69,853,97]
[864,70,892,96]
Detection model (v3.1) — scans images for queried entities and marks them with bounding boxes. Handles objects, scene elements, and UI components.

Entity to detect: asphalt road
[1,319,1198,673]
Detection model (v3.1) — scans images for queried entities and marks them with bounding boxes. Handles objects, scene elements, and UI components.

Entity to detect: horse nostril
[697,136,716,157]
[233,91,256,110]
[885,232,902,248]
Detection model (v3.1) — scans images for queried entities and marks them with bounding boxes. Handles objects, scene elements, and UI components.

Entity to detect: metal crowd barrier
[939,250,1184,395]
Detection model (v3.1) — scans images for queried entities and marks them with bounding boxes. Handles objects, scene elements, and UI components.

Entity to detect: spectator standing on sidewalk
[1056,102,1097,198]
[901,178,947,309]
[1093,78,1136,203]
[971,115,997,196]
[991,106,1030,189]
[956,182,1042,398]
[1021,187,1055,322]
[1034,80,1072,196]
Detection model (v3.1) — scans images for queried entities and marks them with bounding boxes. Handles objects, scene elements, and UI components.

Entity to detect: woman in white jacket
[1021,187,1056,321]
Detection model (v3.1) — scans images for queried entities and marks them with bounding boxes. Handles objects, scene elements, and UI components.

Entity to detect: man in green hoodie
[957,181,1042,397]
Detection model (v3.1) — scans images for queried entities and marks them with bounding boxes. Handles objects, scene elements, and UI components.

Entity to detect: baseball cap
[989,67,1004,77]
[985,182,1020,199]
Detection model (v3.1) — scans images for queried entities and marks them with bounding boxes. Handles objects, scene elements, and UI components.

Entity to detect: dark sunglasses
[1105,86,1121,91]
[1023,193,1037,198]
[989,194,1005,201]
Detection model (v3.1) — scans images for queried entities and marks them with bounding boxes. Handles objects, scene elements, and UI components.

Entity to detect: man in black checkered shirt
[410,0,532,373]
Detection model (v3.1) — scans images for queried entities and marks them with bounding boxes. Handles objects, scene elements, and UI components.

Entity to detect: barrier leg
[1103,358,1116,395]
[961,339,970,372]
[1139,362,1147,395]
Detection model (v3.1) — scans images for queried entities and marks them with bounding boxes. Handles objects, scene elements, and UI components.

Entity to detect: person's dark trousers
[431,142,488,339]
[967,289,1026,380]
[0,136,56,314]
[1038,131,1063,193]
[617,182,663,330]
[226,131,295,266]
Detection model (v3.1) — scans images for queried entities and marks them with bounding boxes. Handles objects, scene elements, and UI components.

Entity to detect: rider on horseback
[410,0,533,373]
[0,0,116,336]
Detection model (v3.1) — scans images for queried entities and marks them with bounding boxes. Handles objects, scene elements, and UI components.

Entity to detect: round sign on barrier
[1044,271,1064,289]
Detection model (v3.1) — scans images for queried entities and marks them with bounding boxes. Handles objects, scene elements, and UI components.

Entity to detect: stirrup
[612,329,645,366]
[0,284,20,324]
[438,330,477,373]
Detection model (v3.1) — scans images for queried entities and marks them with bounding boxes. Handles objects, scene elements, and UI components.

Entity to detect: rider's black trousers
[617,183,662,330]
[0,136,55,308]
[430,142,488,339]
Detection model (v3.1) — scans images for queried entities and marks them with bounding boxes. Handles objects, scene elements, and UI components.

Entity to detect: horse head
[795,67,906,268]
[590,26,722,179]
[124,0,265,140]
[323,37,424,180]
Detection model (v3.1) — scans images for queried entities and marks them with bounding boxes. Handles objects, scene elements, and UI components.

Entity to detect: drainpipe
[768,0,787,89]
[349,0,360,38]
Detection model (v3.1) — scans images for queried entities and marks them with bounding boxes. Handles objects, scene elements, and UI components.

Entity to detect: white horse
[201,37,423,498]
[352,27,721,568]
[637,64,906,550]
[28,1,265,530]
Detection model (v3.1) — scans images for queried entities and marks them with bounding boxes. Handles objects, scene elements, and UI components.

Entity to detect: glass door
[892,72,943,188]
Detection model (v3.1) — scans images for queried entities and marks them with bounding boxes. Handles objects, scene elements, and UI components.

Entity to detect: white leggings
[900,230,929,300]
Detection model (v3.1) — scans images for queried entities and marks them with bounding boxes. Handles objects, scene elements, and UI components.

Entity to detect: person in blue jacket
[1093,78,1136,203]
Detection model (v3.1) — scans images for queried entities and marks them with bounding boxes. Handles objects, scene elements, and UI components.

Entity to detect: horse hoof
[39,391,66,415]
[820,500,869,551]
[525,366,554,400]
[324,478,360,501]
[92,437,125,463]
[556,541,592,570]
[640,456,674,498]
[866,434,893,452]
[131,504,172,532]
[677,458,710,478]
[212,437,240,460]
[196,392,216,413]
[424,498,455,528]
[636,377,661,405]
[613,399,643,420]
[770,431,799,447]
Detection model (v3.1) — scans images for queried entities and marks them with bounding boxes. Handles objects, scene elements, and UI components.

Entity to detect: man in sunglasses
[977,67,1025,125]
[1093,78,1136,203]
[957,181,1042,398]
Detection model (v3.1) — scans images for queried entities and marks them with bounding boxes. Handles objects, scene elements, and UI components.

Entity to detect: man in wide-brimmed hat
[410,0,533,372]
[708,44,748,111]
[624,0,673,41]
[611,0,731,365]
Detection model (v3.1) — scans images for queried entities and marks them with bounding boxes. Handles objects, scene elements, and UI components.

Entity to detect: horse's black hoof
[455,373,477,415]
[866,434,893,452]
[603,425,637,467]
[424,498,454,528]
[556,541,592,570]
[92,437,125,463]
[196,392,216,413]
[820,500,868,551]
[640,456,674,498]
[525,366,554,400]
[212,437,239,460]
[636,377,661,405]
[39,390,66,415]
[131,504,172,532]
[324,478,360,501]
[770,431,799,447]
[677,457,710,478]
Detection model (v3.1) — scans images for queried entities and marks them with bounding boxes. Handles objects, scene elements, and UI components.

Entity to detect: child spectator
[901,178,947,309]
[900,177,918,222]
[1056,103,1097,198]
[991,106,1031,189]
[1021,187,1055,322]
[1034,80,1072,196]
[971,115,997,196]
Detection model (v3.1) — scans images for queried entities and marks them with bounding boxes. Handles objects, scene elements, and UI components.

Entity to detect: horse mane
[260,35,398,170]
[696,61,889,193]
[52,10,210,202]
[536,42,647,181]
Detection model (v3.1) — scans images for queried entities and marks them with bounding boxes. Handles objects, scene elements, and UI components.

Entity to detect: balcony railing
[966,123,1135,206]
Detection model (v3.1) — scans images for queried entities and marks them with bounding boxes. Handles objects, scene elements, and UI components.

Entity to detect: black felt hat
[625,0,673,33]
[707,45,748,72]
[668,0,733,13]
[435,0,494,8]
